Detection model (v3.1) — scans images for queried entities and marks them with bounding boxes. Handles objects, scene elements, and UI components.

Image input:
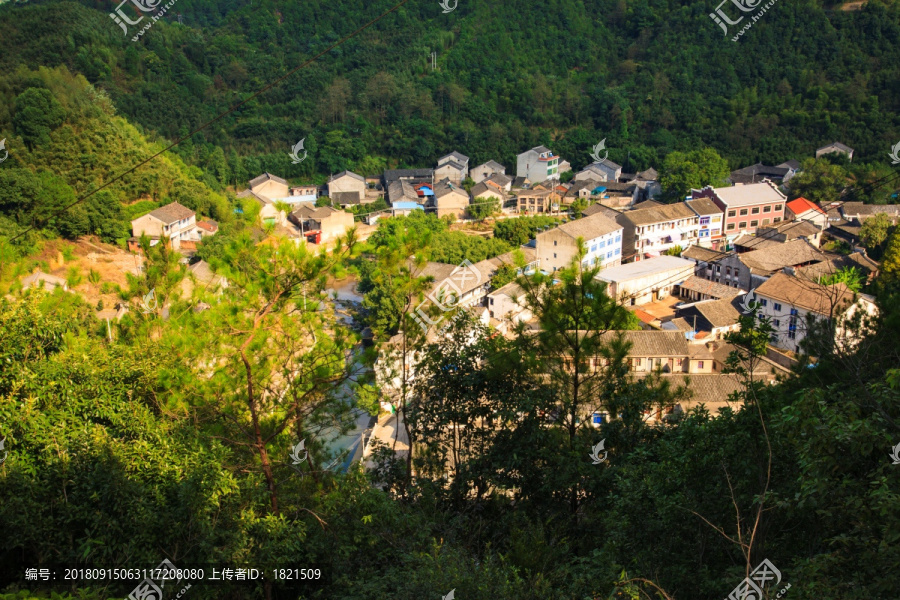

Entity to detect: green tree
[859,213,893,258]
[468,197,500,221]
[13,88,66,150]
[788,158,851,205]
[659,148,729,201]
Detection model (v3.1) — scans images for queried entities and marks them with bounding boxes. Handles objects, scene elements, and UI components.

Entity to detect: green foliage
[859,212,894,259]
[820,266,865,291]
[569,197,589,218]
[493,215,559,246]
[468,197,500,221]
[13,87,65,150]
[491,263,518,290]
[788,158,851,204]
[664,245,683,256]
[881,226,900,274]
[659,148,729,201]
[315,195,334,207]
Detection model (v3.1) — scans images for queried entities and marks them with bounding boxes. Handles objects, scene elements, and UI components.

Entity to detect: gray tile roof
[691,298,741,328]
[756,272,873,315]
[329,170,365,183]
[685,197,722,216]
[729,163,791,184]
[624,202,697,226]
[681,246,729,263]
[438,151,469,165]
[818,141,854,153]
[598,330,690,357]
[384,168,434,182]
[477,160,505,172]
[149,202,195,224]
[552,212,622,240]
[679,275,743,299]
[739,239,825,274]
[249,172,288,188]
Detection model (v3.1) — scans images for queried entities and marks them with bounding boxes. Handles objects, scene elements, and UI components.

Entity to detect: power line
[5,0,413,243]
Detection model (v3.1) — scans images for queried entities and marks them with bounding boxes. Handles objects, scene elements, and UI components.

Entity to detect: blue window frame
[615,235,622,242]
[615,248,621,255]
[760,299,768,307]
[790,308,798,316]
[774,302,782,311]
[590,245,597,253]
[607,251,613,259]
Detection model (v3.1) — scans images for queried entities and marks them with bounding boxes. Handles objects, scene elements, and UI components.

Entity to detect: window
[728,210,736,217]
[774,204,783,211]
[716,265,722,273]
[763,205,772,213]
[751,207,760,215]
[675,358,682,366]
[711,228,721,235]
[774,302,782,311]
[788,331,796,340]
[699,229,710,238]
[554,240,557,246]
[762,218,770,226]
[750,220,759,228]
[790,308,798,316]
[592,412,607,425]
[590,245,597,253]
[607,251,613,259]
[633,358,642,367]
[553,253,557,258]
[697,361,705,368]
[615,248,621,255]
[739,221,747,229]
[760,299,768,307]
[700,216,710,225]
[615,234,622,242]
[773,319,780,327]
[739,208,749,216]
[727,223,736,231]
[726,266,732,275]
[773,217,782,223]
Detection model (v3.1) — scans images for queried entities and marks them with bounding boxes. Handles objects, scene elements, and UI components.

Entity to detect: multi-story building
[131,202,201,249]
[753,272,876,353]
[517,146,560,184]
[595,256,696,305]
[517,189,554,214]
[535,213,623,272]
[471,160,506,183]
[692,180,787,241]
[685,197,725,248]
[435,151,470,185]
[620,202,700,261]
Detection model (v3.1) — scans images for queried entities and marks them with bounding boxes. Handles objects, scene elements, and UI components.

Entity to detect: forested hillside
[2,0,900,189]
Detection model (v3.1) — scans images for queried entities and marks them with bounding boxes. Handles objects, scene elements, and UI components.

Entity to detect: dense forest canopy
[1,0,900,191]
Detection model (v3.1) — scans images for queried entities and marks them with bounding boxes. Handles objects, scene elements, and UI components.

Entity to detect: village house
[471,160,506,183]
[594,330,715,375]
[327,170,367,207]
[619,202,701,261]
[595,255,695,306]
[486,281,533,332]
[675,275,743,303]
[248,172,289,199]
[785,197,827,229]
[434,151,469,185]
[685,197,725,248]
[681,245,730,279]
[196,219,218,237]
[733,220,823,252]
[575,158,622,183]
[692,180,787,240]
[675,297,743,341]
[840,202,900,224]
[816,141,854,161]
[753,272,876,353]
[469,181,508,206]
[483,173,513,193]
[387,180,421,205]
[131,202,202,249]
[634,168,662,200]
[384,168,434,186]
[287,205,355,244]
[179,259,229,298]
[729,162,797,185]
[517,146,561,183]
[712,238,826,291]
[432,179,470,219]
[535,213,623,272]
[517,189,555,214]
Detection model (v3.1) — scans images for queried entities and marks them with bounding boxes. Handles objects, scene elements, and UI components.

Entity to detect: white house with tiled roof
[131,202,200,249]
[517,146,561,184]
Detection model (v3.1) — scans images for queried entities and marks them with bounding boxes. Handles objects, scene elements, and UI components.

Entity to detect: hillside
[1,0,899,188]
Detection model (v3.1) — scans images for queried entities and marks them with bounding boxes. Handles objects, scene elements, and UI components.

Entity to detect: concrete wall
[253,179,289,200]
